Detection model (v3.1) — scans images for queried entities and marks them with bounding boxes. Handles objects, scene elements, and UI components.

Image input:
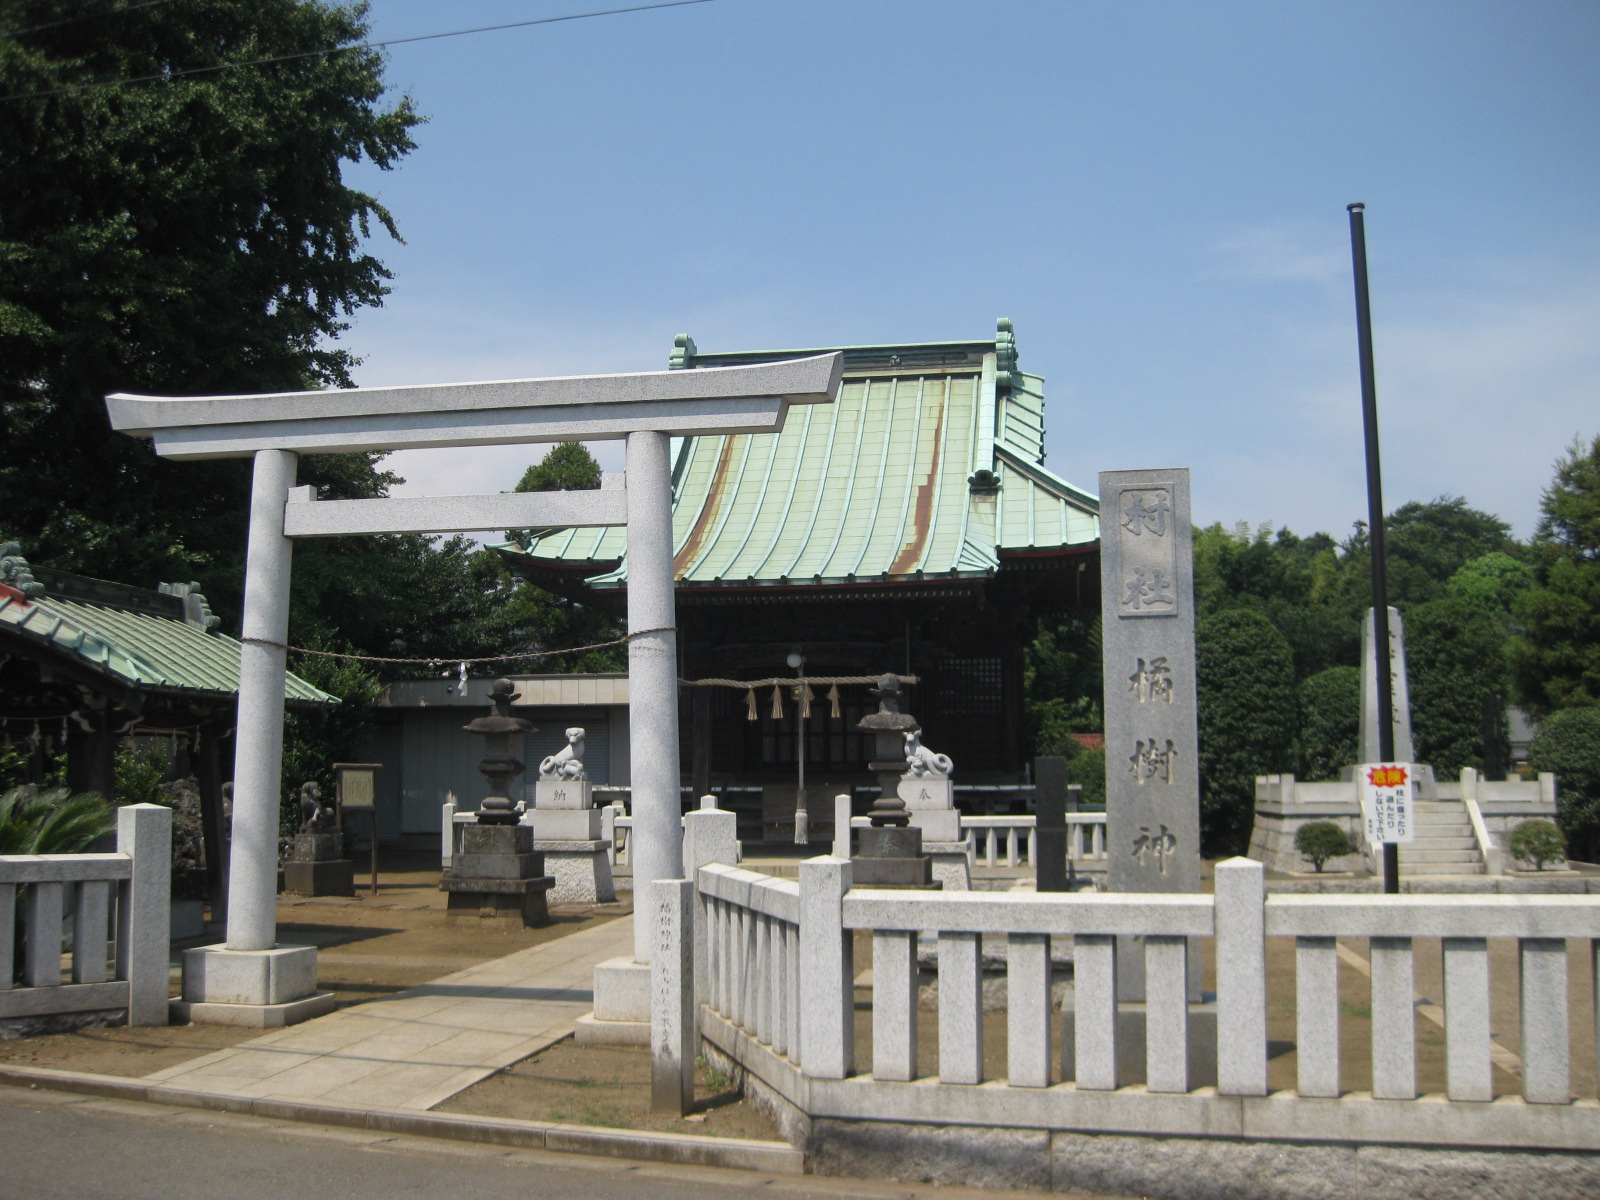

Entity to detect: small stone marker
[1100,469,1201,998]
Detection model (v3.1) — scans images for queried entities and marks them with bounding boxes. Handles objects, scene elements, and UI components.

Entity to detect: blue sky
[342,0,1600,541]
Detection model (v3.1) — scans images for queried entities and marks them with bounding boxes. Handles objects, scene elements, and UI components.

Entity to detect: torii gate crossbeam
[107,353,842,1023]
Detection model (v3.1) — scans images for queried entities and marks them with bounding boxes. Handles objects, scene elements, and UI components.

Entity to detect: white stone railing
[835,810,1107,868]
[0,804,171,1028]
[692,855,1600,1152]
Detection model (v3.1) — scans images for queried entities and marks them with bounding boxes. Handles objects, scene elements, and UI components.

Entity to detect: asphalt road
[0,1084,1105,1200]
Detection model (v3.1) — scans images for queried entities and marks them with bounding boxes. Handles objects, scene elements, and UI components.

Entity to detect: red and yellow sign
[1366,765,1409,789]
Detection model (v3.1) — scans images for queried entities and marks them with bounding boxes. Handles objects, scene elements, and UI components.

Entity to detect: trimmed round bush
[1527,706,1600,861]
[1294,821,1352,873]
[1508,819,1566,871]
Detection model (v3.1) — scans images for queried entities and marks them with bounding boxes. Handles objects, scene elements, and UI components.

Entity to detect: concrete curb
[0,1062,805,1175]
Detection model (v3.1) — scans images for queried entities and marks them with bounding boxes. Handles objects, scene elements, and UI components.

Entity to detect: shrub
[1527,706,1600,862]
[1295,821,1352,873]
[1297,666,1360,781]
[1508,819,1566,871]
[0,785,114,855]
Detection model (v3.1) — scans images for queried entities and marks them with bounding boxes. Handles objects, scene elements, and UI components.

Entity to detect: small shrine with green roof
[495,320,1100,802]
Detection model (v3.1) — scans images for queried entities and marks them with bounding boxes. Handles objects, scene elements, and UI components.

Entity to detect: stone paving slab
[146,915,634,1110]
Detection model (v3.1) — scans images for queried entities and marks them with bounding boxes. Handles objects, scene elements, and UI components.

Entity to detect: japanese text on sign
[1358,762,1415,845]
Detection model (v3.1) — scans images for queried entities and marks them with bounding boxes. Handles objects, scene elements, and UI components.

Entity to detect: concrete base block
[539,847,616,904]
[529,808,603,840]
[282,858,354,897]
[574,1012,651,1046]
[926,844,972,891]
[592,956,651,1022]
[535,779,592,809]
[169,990,336,1029]
[898,778,954,809]
[443,884,552,927]
[181,944,320,1008]
[909,810,962,842]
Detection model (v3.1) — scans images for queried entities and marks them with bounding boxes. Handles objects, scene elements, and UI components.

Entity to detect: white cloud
[1206,221,1348,288]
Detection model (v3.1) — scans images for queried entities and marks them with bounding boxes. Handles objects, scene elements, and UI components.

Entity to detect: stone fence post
[1214,857,1267,1095]
[117,803,172,1026]
[832,794,852,861]
[799,855,854,1079]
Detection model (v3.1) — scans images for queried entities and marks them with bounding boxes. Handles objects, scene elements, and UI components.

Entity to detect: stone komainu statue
[903,730,953,778]
[297,781,335,833]
[539,727,587,781]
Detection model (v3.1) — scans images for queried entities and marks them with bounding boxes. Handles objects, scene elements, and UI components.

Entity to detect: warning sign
[1358,762,1415,844]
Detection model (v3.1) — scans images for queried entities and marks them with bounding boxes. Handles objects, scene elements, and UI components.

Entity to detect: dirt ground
[0,849,629,1079]
[438,1039,781,1140]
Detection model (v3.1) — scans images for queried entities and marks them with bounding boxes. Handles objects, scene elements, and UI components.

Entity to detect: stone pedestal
[576,957,652,1045]
[525,780,615,904]
[170,943,336,1028]
[853,825,939,888]
[441,823,555,927]
[282,832,353,897]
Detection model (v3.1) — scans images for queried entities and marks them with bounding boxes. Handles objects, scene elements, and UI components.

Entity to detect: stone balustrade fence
[687,855,1600,1154]
[1,804,171,1028]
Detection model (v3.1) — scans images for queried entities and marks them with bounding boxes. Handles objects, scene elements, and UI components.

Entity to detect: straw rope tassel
[799,683,814,720]
[769,685,784,719]
[744,687,758,721]
[827,684,841,719]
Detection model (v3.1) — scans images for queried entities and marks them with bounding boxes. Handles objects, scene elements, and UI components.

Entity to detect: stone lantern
[851,674,936,888]
[440,678,554,925]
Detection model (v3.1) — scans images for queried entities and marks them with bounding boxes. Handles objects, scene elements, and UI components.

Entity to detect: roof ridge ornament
[0,542,45,599]
[995,317,1019,390]
[159,580,222,632]
[670,333,697,370]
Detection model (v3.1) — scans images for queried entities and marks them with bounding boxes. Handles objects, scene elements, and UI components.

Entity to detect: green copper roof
[0,559,335,704]
[502,321,1098,590]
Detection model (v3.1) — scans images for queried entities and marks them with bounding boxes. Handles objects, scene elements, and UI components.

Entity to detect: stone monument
[524,726,616,903]
[282,781,354,897]
[441,679,554,926]
[1355,606,1435,795]
[850,675,938,888]
[1099,469,1202,1000]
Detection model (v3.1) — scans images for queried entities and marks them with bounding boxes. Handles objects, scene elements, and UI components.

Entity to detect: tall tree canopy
[1,0,421,613]
[1509,435,1600,715]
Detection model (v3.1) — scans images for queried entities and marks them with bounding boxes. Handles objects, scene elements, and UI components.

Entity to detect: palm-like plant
[0,786,115,856]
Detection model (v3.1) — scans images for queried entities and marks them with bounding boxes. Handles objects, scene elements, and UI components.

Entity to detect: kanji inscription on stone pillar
[1101,469,1201,901]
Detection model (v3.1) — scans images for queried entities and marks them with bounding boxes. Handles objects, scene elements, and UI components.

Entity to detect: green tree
[516,442,603,493]
[1526,706,1600,862]
[1337,497,1520,613]
[1196,609,1297,855]
[1405,598,1508,780]
[458,443,625,675]
[1509,436,1600,715]
[1446,551,1534,627]
[279,648,385,835]
[1,0,422,627]
[1297,666,1360,782]
[1026,612,1103,754]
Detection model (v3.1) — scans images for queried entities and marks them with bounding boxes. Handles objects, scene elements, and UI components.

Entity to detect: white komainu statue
[903,730,953,778]
[540,727,587,781]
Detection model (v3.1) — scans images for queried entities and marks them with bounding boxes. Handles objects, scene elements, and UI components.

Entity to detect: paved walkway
[146,916,634,1111]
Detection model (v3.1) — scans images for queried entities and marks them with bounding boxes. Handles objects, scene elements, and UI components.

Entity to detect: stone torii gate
[107,353,842,1024]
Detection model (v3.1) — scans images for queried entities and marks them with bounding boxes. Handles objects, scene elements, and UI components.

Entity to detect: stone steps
[1399,847,1482,864]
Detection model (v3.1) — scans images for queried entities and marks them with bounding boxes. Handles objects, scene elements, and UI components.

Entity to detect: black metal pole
[1348,202,1399,894]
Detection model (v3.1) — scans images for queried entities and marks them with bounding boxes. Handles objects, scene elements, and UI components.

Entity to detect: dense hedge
[1297,666,1360,782]
[1528,706,1600,862]
[1196,609,1297,855]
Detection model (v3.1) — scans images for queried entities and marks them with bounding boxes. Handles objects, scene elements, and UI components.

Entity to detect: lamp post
[787,649,808,844]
